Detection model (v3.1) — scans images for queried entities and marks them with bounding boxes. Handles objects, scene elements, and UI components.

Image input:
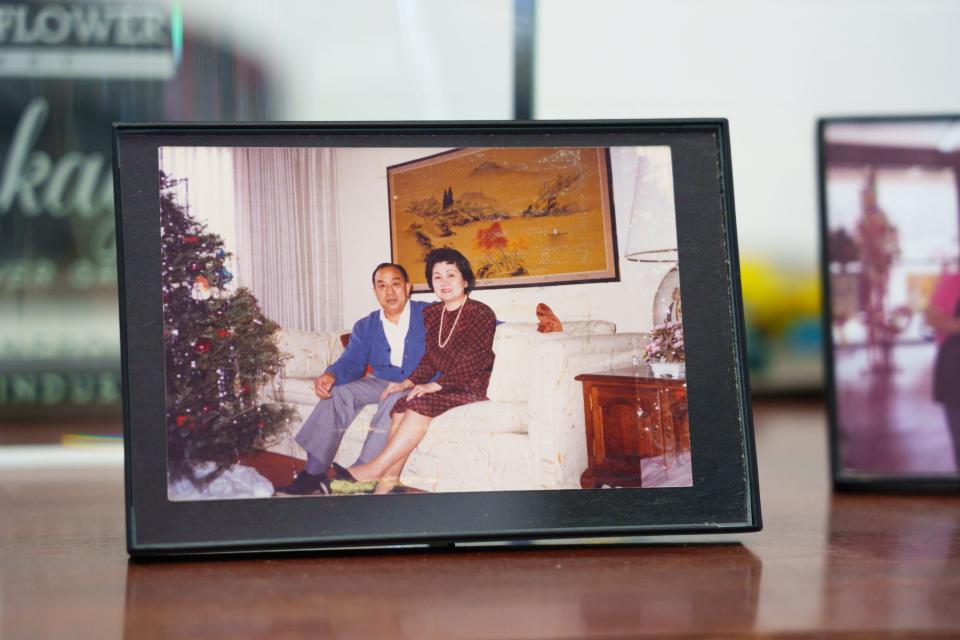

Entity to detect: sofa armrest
[526,332,650,489]
[276,328,346,379]
[261,329,346,404]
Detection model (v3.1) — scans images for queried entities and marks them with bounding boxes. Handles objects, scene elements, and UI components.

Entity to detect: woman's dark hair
[371,262,410,286]
[424,247,476,293]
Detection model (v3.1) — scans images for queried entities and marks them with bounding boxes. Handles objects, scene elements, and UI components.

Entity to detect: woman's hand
[407,381,442,400]
[926,305,960,335]
[380,379,414,401]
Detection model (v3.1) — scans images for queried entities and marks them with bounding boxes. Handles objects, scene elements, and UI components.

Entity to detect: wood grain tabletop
[2,401,959,639]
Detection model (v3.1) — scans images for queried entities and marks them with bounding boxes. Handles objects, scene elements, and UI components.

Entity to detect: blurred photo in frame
[820,115,960,490]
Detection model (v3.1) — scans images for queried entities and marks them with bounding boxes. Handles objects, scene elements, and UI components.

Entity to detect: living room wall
[334,146,676,334]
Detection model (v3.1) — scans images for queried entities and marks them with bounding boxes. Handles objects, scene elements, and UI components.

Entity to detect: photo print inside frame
[156,144,692,501]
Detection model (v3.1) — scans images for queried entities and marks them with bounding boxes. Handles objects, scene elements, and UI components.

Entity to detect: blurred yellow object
[906,273,939,313]
[794,274,822,317]
[61,434,122,449]
[740,257,821,337]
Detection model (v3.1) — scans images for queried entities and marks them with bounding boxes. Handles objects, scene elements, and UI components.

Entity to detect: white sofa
[262,321,649,492]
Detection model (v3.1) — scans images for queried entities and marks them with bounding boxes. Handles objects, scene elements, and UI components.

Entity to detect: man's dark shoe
[275,470,330,496]
[331,462,359,482]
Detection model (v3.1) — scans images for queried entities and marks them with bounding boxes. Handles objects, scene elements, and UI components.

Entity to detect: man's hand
[407,381,442,400]
[380,378,414,401]
[314,373,336,399]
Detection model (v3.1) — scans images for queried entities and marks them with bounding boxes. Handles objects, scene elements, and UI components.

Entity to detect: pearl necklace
[438,299,467,348]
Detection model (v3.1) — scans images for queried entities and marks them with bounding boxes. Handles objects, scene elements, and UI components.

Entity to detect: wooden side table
[575,366,690,488]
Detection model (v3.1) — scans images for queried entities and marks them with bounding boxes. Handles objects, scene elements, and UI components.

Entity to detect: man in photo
[276,263,429,495]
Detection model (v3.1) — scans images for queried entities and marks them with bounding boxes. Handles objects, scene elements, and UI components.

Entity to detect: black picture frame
[818,114,960,492]
[113,120,760,556]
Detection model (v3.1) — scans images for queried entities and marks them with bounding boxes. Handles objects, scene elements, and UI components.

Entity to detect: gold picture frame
[387,147,618,291]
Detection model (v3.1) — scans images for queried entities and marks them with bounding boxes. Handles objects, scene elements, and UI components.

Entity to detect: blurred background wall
[3,0,960,437]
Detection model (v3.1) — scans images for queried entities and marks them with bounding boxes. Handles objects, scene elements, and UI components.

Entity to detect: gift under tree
[160,171,295,492]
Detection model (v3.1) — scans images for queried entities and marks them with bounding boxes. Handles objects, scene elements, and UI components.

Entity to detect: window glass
[0,0,512,436]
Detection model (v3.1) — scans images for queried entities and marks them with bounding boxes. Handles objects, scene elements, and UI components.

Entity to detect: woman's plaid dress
[391,298,496,418]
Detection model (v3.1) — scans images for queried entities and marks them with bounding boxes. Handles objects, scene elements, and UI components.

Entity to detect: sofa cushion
[431,400,527,435]
[486,320,616,402]
[276,329,344,379]
[555,320,616,336]
[492,320,614,339]
[277,377,320,406]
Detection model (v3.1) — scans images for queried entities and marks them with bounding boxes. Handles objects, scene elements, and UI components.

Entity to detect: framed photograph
[113,120,759,555]
[387,147,618,291]
[819,115,960,490]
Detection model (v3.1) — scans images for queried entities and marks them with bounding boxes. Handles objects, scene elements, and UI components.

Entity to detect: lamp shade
[625,147,678,262]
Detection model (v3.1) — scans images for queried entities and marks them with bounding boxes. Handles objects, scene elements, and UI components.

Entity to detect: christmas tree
[160,171,295,487]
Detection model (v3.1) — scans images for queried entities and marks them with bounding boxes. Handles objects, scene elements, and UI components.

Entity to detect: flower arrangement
[644,320,685,363]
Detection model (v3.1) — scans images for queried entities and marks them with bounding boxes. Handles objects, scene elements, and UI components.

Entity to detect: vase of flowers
[643,320,685,378]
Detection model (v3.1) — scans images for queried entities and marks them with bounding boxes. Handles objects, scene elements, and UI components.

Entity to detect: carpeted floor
[241,448,692,493]
[239,449,304,490]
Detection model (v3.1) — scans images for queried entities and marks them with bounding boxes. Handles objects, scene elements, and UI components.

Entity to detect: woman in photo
[927,267,960,469]
[341,247,497,494]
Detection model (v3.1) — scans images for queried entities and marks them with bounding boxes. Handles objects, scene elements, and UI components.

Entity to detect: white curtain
[233,148,342,332]
[159,146,239,266]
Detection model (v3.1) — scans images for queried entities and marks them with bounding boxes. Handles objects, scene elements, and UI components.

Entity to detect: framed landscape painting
[387,147,618,291]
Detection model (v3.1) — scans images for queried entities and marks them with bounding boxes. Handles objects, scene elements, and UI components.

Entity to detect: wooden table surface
[3,401,960,639]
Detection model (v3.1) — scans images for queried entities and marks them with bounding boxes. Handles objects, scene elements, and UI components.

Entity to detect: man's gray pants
[294,376,405,475]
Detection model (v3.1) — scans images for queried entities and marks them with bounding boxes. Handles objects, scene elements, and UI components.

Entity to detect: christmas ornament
[184,235,199,245]
[175,415,195,430]
[189,262,201,274]
[216,328,232,338]
[194,338,212,354]
[191,275,211,301]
